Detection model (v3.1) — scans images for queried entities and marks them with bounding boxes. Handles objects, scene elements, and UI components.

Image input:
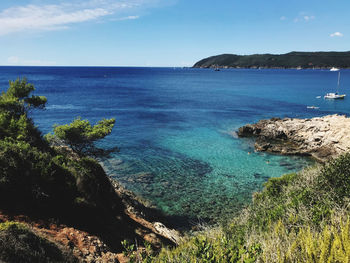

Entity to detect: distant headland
[193,51,350,69]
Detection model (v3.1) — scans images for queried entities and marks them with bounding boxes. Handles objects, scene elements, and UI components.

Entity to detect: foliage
[148,228,261,263]
[48,117,116,155]
[122,240,154,263]
[0,78,121,220]
[0,221,77,263]
[318,153,350,203]
[0,221,28,231]
[0,78,47,116]
[0,78,47,148]
[255,217,350,262]
[0,139,78,211]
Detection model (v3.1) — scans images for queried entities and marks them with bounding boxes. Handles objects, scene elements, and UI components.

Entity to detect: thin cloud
[7,56,57,66]
[111,15,140,21]
[280,16,287,21]
[303,15,315,21]
[330,32,343,37]
[0,0,152,36]
[294,13,315,23]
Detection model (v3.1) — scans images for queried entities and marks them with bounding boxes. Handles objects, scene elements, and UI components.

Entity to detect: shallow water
[1,67,349,223]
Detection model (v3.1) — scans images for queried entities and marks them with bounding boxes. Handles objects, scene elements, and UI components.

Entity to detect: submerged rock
[238,114,350,162]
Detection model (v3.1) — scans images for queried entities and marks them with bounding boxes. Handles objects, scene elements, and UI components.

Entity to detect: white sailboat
[330,67,340,71]
[324,72,346,99]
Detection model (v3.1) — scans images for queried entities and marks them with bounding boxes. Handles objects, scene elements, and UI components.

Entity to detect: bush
[263,173,298,198]
[0,139,77,212]
[0,221,77,263]
[319,153,350,203]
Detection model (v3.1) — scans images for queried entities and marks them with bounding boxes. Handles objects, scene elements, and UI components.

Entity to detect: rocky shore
[109,178,181,245]
[238,114,350,162]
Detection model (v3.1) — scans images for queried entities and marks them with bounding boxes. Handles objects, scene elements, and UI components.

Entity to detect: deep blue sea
[1,66,349,224]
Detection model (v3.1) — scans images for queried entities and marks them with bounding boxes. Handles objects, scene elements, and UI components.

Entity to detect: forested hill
[193,51,350,69]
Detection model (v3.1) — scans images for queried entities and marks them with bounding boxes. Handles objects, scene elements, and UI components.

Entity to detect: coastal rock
[238,114,350,162]
[109,178,182,245]
[153,222,181,245]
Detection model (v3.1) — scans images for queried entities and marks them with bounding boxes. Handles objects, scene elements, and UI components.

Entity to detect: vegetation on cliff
[0,78,127,261]
[0,78,121,218]
[0,78,179,262]
[193,51,350,69]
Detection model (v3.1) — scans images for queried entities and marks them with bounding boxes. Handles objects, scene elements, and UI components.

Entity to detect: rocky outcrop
[238,114,350,162]
[110,179,181,245]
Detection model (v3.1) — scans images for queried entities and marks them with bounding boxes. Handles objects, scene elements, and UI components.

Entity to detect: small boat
[324,72,346,99]
[330,67,340,71]
[307,106,319,109]
[316,96,321,99]
[324,93,346,99]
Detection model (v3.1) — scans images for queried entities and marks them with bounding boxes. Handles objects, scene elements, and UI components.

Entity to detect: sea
[1,66,349,225]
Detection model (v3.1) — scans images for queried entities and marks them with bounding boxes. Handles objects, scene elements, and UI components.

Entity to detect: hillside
[193,51,350,69]
[0,79,178,262]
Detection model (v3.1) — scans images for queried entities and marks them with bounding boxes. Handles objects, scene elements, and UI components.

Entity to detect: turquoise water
[1,67,349,224]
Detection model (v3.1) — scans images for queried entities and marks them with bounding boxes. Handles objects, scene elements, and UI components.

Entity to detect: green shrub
[0,139,78,211]
[245,174,298,231]
[0,221,28,231]
[263,173,298,198]
[319,153,350,203]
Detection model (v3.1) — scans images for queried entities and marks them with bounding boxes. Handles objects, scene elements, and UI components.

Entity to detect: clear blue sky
[0,0,349,66]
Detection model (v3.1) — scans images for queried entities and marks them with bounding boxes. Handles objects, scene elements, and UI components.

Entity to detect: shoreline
[109,177,188,236]
[193,66,350,70]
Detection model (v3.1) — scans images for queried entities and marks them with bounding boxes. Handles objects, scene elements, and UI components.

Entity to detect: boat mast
[337,72,341,93]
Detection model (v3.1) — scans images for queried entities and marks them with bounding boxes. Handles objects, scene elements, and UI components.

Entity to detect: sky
[0,0,349,67]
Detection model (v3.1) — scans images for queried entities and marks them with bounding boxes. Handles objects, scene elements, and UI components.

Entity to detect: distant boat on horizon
[307,106,319,109]
[324,72,346,99]
[330,67,340,71]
